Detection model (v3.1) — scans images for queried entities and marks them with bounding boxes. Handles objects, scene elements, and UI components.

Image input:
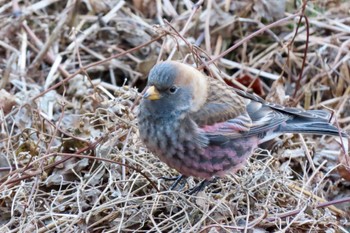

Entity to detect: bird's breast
[138,114,259,179]
[139,115,199,150]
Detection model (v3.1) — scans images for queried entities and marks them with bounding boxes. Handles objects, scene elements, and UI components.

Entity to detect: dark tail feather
[278,121,347,137]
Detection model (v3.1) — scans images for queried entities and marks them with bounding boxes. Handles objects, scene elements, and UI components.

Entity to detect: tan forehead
[172,62,204,86]
[170,62,208,111]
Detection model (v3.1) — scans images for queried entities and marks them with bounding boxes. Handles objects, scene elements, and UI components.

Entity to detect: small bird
[138,61,346,179]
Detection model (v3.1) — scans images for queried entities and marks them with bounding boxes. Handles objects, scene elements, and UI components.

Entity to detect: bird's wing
[194,79,290,139]
[201,86,341,143]
[233,87,331,120]
[201,103,291,141]
[190,78,252,129]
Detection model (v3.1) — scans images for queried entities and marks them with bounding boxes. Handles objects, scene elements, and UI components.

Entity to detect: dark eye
[169,86,177,94]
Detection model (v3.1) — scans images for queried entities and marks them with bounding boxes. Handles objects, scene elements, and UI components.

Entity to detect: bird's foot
[185,179,215,195]
[160,176,216,194]
[160,175,188,191]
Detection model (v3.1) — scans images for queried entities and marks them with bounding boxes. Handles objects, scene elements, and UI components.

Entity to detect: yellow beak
[143,86,160,100]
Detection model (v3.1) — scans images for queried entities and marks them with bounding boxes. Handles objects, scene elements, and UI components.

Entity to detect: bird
[137,61,347,180]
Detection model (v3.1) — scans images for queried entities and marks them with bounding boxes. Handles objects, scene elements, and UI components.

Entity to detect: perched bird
[138,61,346,179]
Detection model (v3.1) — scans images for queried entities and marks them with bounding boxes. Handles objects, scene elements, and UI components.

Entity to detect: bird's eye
[169,86,177,94]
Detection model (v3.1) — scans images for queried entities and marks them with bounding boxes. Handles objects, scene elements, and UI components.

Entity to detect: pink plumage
[138,61,346,179]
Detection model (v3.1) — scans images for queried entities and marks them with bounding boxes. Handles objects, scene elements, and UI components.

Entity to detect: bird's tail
[278,121,345,137]
[277,110,347,137]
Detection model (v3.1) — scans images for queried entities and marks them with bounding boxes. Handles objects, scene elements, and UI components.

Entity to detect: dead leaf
[266,77,287,105]
[225,74,264,96]
[337,151,350,181]
[229,0,286,20]
[46,157,90,186]
[253,0,286,21]
[0,89,17,115]
[0,154,9,178]
[132,0,157,18]
[87,0,112,13]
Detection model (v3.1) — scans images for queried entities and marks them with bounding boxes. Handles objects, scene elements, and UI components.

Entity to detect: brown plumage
[137,61,346,179]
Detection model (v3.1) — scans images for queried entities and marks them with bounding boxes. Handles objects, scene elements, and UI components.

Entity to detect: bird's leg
[160,175,188,191]
[169,175,187,190]
[186,178,217,195]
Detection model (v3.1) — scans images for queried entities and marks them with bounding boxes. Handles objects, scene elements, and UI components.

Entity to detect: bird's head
[141,61,208,116]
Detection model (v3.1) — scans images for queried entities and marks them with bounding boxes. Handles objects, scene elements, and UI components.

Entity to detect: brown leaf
[337,150,350,181]
[266,77,287,105]
[225,74,264,96]
[132,0,157,18]
[0,89,17,115]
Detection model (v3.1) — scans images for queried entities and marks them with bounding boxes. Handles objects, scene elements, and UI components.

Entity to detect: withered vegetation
[0,0,350,232]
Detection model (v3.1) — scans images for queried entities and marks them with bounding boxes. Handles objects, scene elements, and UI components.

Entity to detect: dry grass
[1,0,350,232]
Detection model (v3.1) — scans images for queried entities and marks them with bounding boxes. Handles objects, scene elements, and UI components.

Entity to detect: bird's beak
[143,86,160,100]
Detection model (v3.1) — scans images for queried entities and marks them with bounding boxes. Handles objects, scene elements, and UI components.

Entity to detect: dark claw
[185,180,210,195]
[169,175,187,190]
[160,175,216,194]
[160,175,188,191]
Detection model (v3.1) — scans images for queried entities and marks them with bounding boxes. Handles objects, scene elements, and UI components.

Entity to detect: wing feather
[192,77,341,143]
[191,78,251,128]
